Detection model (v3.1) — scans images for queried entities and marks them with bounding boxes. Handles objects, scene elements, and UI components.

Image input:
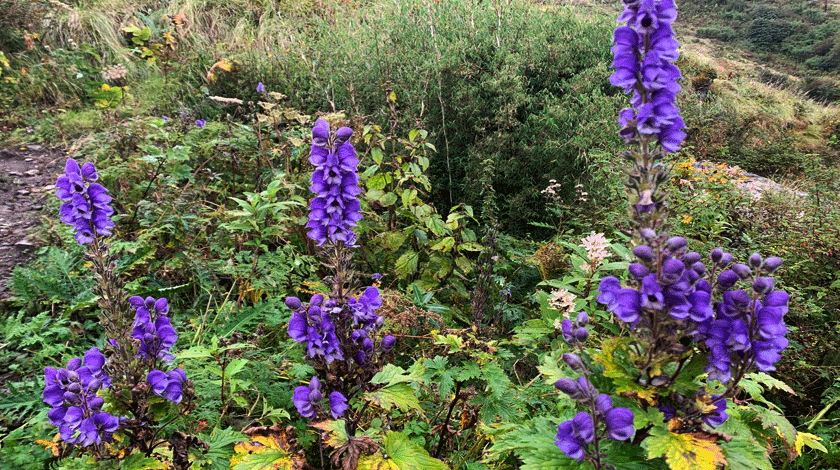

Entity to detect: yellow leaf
[311,420,349,449]
[795,431,827,455]
[230,432,304,470]
[34,433,61,456]
[645,429,727,470]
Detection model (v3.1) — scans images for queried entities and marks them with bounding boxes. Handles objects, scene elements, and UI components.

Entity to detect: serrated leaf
[747,404,797,446]
[229,433,304,470]
[312,420,349,448]
[643,428,726,470]
[593,337,656,404]
[357,431,448,470]
[395,251,419,277]
[370,364,420,386]
[430,237,455,252]
[380,192,399,207]
[122,452,168,469]
[719,436,773,470]
[378,231,408,252]
[795,431,827,455]
[365,383,421,412]
[745,373,796,396]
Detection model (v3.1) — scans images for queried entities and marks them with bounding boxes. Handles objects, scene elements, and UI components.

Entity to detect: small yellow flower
[682,215,693,224]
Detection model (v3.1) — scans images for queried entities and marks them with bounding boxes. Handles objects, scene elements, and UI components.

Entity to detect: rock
[24,169,39,176]
[16,189,30,195]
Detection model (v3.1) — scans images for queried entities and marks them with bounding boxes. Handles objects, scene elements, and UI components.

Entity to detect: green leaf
[358,431,448,470]
[365,383,422,412]
[370,364,421,386]
[379,231,408,252]
[719,436,773,470]
[430,237,455,252]
[122,453,168,469]
[372,147,384,164]
[426,216,449,237]
[395,251,420,277]
[380,192,399,207]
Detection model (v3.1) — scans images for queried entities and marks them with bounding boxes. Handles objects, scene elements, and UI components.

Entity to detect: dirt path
[0,145,64,298]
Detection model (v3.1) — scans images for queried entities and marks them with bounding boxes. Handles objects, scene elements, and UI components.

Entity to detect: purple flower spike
[256,82,265,92]
[55,159,115,244]
[305,119,362,246]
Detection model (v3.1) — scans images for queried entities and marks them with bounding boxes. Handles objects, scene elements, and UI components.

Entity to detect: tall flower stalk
[46,159,197,463]
[286,119,394,451]
[551,1,791,465]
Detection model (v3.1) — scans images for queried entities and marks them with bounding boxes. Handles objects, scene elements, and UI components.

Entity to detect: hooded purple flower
[329,391,349,419]
[555,412,595,462]
[305,119,362,246]
[55,159,115,244]
[147,368,187,404]
[293,376,322,419]
[610,0,685,152]
[43,348,122,445]
[130,296,178,362]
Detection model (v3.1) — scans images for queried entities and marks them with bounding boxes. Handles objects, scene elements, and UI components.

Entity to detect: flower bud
[285,297,302,310]
[639,228,656,241]
[555,378,577,396]
[762,257,783,274]
[381,335,396,351]
[309,294,324,306]
[719,252,733,267]
[66,370,79,382]
[88,396,104,411]
[362,338,374,353]
[87,379,102,391]
[633,245,655,263]
[562,353,585,372]
[661,258,685,283]
[628,263,649,280]
[595,393,613,415]
[308,388,323,403]
[576,311,589,326]
[67,358,82,371]
[748,253,763,268]
[353,350,367,365]
[574,327,589,342]
[692,261,706,276]
[666,236,687,253]
[710,248,724,264]
[682,252,701,265]
[67,383,82,394]
[732,263,752,280]
[716,270,739,290]
[752,277,774,295]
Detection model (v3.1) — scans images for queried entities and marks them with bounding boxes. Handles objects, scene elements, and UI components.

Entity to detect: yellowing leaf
[34,433,61,457]
[594,337,657,404]
[795,431,827,455]
[365,383,422,412]
[644,428,727,470]
[230,433,304,470]
[357,432,448,470]
[312,419,349,449]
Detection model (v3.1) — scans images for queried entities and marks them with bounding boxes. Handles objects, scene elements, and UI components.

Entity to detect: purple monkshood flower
[43,347,123,446]
[610,0,685,152]
[286,294,344,364]
[55,159,115,244]
[703,395,728,427]
[555,412,594,462]
[293,376,323,419]
[371,273,382,280]
[195,119,206,128]
[130,296,178,362]
[162,115,170,122]
[381,335,396,351]
[329,391,349,419]
[305,118,362,246]
[347,286,383,327]
[256,82,266,92]
[147,368,187,404]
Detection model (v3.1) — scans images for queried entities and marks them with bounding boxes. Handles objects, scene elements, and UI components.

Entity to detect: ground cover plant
[2,0,840,469]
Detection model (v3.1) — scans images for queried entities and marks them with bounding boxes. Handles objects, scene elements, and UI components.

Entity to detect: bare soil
[0,145,64,298]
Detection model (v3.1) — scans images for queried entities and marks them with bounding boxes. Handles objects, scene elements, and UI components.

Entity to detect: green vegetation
[1,0,840,468]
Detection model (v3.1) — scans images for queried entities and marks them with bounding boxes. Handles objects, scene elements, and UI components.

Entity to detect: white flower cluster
[580,232,610,272]
[541,179,563,203]
[101,64,128,81]
[549,288,578,318]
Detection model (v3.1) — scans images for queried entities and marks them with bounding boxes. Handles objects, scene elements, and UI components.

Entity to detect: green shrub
[696,25,738,41]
